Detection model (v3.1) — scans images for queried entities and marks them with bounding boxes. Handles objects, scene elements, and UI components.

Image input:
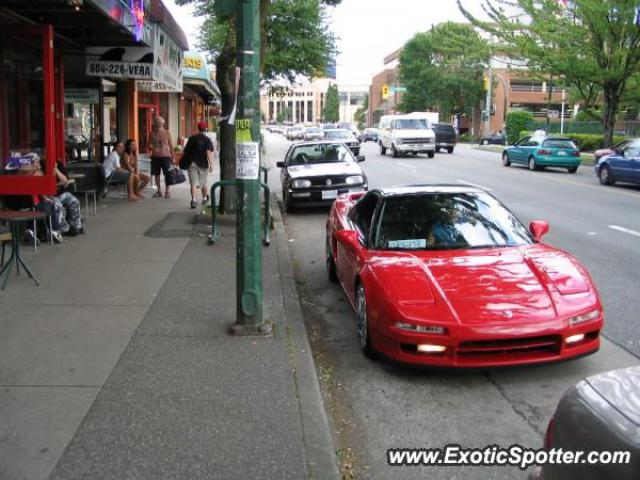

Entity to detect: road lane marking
[609,225,640,238]
[398,162,417,170]
[457,179,493,191]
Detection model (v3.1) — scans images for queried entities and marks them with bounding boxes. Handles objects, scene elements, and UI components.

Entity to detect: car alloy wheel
[502,152,511,166]
[482,139,489,145]
[599,165,615,185]
[356,284,374,358]
[528,156,538,171]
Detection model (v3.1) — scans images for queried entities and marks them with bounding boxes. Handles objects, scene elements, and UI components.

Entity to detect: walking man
[182,121,214,209]
[148,116,175,198]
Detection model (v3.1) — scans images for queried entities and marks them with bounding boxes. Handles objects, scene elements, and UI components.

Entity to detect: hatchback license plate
[322,190,338,200]
[558,151,567,156]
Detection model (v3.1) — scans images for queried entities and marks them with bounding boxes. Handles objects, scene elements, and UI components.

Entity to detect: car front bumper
[371,321,601,368]
[396,144,435,153]
[288,186,367,206]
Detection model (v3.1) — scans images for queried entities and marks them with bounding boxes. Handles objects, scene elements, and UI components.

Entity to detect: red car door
[337,192,381,302]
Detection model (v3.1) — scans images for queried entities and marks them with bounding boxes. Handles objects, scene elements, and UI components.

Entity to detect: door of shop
[137,105,156,153]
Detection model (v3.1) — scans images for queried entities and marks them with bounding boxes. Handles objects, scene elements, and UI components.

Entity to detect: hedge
[506,111,534,145]
[518,131,627,152]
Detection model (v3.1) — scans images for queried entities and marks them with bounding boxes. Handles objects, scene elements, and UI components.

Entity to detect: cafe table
[0,210,45,289]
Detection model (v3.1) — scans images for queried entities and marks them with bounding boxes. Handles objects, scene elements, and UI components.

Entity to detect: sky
[163,0,487,85]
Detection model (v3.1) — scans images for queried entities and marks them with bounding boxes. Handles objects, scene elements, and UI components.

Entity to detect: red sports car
[325,186,603,368]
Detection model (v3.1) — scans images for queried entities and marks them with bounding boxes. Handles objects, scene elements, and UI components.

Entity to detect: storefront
[0,0,188,196]
[180,51,219,141]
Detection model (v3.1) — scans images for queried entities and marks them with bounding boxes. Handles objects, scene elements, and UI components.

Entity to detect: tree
[458,0,640,147]
[177,0,339,212]
[398,22,490,119]
[323,84,340,122]
[353,93,369,130]
[276,107,291,123]
[506,111,534,144]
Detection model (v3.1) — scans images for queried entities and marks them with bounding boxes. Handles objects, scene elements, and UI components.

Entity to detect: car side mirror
[276,161,285,168]
[336,229,360,249]
[357,155,365,162]
[529,221,549,242]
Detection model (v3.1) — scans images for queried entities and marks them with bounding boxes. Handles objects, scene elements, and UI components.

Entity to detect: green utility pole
[231,0,269,336]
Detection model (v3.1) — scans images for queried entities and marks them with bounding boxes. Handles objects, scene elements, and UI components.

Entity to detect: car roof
[290,140,352,147]
[373,184,485,196]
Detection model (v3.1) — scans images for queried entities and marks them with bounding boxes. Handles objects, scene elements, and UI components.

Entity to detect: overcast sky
[164,0,487,85]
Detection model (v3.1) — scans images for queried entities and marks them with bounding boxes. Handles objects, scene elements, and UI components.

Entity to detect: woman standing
[123,139,150,197]
[148,116,175,198]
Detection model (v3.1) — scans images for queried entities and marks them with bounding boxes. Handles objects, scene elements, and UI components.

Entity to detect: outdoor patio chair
[99,164,127,199]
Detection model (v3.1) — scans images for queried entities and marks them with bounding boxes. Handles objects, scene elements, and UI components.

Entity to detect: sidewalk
[0,181,339,479]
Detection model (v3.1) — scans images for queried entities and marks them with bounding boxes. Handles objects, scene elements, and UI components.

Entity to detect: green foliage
[353,93,369,130]
[519,131,627,152]
[398,22,489,118]
[458,133,479,143]
[323,84,340,123]
[458,0,640,146]
[506,111,534,144]
[276,107,291,123]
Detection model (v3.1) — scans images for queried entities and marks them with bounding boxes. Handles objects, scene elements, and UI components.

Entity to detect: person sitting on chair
[103,141,141,201]
[122,139,149,198]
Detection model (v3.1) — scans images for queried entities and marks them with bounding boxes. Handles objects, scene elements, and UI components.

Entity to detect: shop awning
[182,51,219,100]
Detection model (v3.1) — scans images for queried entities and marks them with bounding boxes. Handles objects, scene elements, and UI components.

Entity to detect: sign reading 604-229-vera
[236,142,260,180]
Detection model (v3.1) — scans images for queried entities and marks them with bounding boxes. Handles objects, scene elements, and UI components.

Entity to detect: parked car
[503,136,581,173]
[277,141,367,212]
[593,138,634,162]
[360,128,378,143]
[378,114,436,158]
[529,366,640,480]
[325,185,603,367]
[479,132,506,145]
[595,139,640,186]
[432,123,457,153]
[304,127,324,141]
[337,122,360,139]
[324,129,361,156]
[286,126,305,141]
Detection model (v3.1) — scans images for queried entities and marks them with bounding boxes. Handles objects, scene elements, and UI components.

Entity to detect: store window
[0,26,57,195]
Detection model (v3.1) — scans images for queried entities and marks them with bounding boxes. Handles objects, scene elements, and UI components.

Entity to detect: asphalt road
[264,133,640,480]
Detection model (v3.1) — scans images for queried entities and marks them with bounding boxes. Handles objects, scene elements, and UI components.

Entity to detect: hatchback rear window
[542,139,576,149]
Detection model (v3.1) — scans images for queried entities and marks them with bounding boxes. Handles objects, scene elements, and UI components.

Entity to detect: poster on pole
[236,142,260,180]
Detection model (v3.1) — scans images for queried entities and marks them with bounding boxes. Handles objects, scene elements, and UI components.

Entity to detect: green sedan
[502,136,581,173]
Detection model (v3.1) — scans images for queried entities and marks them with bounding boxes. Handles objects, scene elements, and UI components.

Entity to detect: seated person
[428,208,466,247]
[122,139,149,198]
[103,141,141,201]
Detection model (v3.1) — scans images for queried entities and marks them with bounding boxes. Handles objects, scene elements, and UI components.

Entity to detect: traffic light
[382,84,389,100]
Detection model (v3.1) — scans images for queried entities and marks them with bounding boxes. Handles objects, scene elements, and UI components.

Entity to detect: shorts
[188,163,209,189]
[110,169,130,183]
[151,156,172,176]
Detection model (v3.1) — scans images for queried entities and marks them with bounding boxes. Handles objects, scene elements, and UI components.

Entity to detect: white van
[378,114,436,158]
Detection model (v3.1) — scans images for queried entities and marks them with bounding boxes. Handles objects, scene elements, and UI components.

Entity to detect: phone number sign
[86,61,154,80]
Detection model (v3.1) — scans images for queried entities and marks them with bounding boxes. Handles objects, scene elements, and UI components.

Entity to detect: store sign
[64,88,100,104]
[135,80,176,93]
[154,26,183,91]
[86,25,184,92]
[90,0,152,44]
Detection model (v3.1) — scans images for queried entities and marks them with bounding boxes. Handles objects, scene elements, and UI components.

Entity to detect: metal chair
[99,164,127,199]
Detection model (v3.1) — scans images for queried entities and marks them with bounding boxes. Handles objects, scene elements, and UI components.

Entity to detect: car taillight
[543,416,555,449]
[538,149,552,155]
[571,150,580,157]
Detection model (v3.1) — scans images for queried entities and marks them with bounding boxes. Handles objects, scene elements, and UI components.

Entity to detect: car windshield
[306,128,322,134]
[543,139,576,149]
[395,119,428,129]
[372,193,532,250]
[288,143,354,165]
[338,123,356,130]
[325,130,353,140]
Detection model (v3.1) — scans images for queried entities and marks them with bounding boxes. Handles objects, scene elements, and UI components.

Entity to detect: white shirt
[104,150,120,177]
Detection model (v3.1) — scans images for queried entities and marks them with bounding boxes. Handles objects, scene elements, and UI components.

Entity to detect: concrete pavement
[0,173,339,479]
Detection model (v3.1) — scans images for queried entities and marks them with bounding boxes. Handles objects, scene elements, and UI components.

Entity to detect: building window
[307,100,313,122]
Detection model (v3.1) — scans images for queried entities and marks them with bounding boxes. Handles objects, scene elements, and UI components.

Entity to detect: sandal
[152,191,162,198]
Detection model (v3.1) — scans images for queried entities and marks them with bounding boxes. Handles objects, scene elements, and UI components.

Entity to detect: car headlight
[395,322,447,335]
[345,175,364,185]
[568,309,601,326]
[292,179,311,189]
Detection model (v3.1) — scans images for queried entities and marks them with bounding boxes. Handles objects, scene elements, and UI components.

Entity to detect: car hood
[392,129,435,139]
[585,366,640,427]
[369,245,596,327]
[594,148,614,157]
[286,162,362,179]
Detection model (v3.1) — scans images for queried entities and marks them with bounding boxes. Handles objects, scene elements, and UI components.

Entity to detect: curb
[271,194,341,480]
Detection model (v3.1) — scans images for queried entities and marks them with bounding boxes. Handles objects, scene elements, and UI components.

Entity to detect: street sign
[390,86,407,93]
[382,84,389,100]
